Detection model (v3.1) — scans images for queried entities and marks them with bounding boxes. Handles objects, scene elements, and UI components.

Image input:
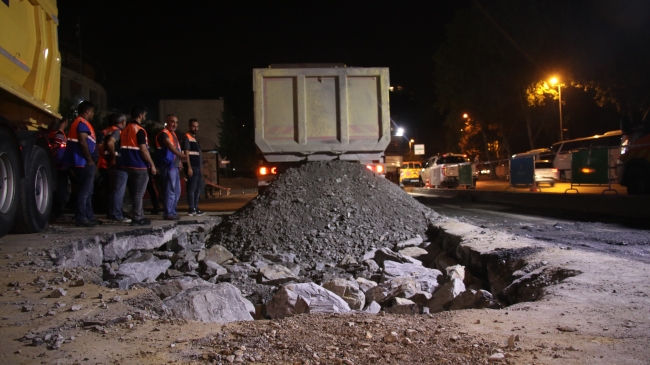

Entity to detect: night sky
[56,1,650,157]
[57,1,461,134]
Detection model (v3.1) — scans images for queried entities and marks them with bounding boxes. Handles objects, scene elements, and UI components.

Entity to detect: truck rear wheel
[626,169,650,195]
[0,129,21,237]
[12,145,53,233]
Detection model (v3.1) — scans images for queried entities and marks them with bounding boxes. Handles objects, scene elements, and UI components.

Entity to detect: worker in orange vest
[48,118,70,222]
[181,118,205,216]
[96,113,127,222]
[61,101,99,227]
[155,114,187,220]
[112,105,157,226]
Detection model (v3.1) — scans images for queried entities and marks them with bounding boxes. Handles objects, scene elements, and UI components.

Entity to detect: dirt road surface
[0,189,649,364]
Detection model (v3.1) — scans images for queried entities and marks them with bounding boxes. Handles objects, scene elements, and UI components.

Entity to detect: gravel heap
[208,161,436,268]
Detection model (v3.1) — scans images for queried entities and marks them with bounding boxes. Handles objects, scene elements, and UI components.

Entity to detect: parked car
[420,153,477,188]
[534,160,559,186]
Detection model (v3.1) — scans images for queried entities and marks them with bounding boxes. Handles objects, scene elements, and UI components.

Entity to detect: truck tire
[0,129,21,237]
[12,145,53,233]
[626,169,650,195]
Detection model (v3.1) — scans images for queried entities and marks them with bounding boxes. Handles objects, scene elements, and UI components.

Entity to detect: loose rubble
[32,162,583,338]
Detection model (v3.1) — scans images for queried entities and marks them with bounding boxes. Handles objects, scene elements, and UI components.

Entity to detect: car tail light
[376,165,384,173]
[441,166,447,176]
[551,168,558,173]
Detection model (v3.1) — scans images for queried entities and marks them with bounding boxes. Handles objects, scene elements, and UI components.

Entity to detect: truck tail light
[366,164,385,174]
[259,166,277,176]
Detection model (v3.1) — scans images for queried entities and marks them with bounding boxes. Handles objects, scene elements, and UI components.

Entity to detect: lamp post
[549,77,563,141]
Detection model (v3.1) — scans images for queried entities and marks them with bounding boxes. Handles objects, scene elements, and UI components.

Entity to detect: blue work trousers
[159,166,180,218]
[113,168,149,221]
[73,164,95,223]
[186,166,202,211]
[52,169,70,218]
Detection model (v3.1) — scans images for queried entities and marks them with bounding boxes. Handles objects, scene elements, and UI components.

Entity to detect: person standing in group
[113,105,157,226]
[98,113,129,223]
[181,118,205,216]
[48,118,70,223]
[155,114,186,220]
[61,101,98,227]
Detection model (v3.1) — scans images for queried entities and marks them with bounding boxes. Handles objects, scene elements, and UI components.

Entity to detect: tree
[435,0,649,154]
[217,106,256,174]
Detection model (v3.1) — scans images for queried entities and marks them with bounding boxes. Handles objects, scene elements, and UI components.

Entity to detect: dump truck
[399,161,422,186]
[253,65,390,187]
[0,0,60,237]
[618,115,650,194]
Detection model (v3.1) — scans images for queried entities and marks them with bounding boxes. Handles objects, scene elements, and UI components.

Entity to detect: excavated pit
[55,161,581,321]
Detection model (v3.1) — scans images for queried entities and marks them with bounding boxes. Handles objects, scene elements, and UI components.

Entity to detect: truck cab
[618,118,650,194]
[399,161,422,186]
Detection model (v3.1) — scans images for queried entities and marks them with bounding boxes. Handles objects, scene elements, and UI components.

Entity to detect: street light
[549,77,564,141]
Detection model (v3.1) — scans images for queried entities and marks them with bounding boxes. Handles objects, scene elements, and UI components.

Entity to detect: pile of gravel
[208,161,436,268]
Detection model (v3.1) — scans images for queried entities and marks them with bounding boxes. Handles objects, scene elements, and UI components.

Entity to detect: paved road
[413,194,650,264]
[146,193,257,215]
[419,179,627,195]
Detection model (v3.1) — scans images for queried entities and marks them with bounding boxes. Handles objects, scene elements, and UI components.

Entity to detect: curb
[410,188,650,220]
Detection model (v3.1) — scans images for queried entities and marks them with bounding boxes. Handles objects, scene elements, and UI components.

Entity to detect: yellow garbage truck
[0,0,61,236]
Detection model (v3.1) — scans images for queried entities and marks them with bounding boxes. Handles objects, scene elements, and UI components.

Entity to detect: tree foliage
[217,106,256,174]
[435,0,650,155]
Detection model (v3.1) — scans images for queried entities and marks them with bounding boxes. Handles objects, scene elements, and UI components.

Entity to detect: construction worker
[112,105,157,226]
[61,101,98,227]
[155,114,186,220]
[48,118,70,223]
[181,118,205,216]
[97,113,128,222]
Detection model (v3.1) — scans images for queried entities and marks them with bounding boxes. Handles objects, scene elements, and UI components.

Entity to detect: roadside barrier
[458,163,474,188]
[567,147,617,194]
[505,155,544,192]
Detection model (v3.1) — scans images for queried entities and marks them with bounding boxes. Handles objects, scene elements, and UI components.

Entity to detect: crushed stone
[208,161,436,267]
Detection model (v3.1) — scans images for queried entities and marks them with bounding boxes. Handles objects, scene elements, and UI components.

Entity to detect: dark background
[57,1,458,138]
[56,0,650,164]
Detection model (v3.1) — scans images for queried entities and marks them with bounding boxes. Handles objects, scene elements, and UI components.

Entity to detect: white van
[549,130,622,181]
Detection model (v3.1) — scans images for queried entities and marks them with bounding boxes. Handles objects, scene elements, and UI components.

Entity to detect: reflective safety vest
[98,125,121,169]
[183,132,201,167]
[119,122,149,169]
[155,128,180,168]
[62,116,96,167]
[47,128,67,166]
